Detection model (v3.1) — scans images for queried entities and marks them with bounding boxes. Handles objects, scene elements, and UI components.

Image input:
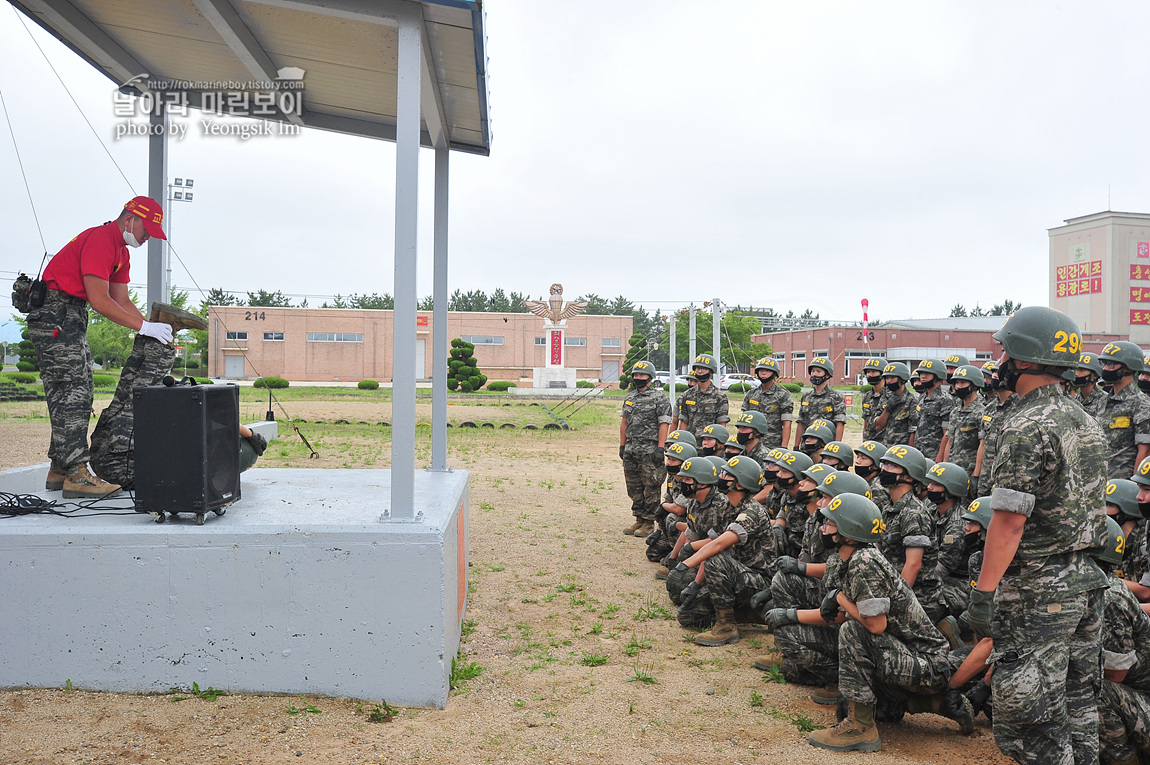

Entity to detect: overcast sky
[2,0,1150,325]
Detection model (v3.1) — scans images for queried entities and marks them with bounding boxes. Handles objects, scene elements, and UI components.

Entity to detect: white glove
[138,320,173,344]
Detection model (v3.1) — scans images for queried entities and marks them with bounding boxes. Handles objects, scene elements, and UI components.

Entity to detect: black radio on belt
[28,278,46,308]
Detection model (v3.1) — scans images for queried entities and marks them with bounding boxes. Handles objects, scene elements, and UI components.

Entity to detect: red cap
[123,196,167,240]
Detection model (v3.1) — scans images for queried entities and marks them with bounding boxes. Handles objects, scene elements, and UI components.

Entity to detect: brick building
[206,306,632,383]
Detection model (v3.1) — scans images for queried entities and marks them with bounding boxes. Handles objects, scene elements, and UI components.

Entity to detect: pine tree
[447,338,487,392]
[618,333,647,390]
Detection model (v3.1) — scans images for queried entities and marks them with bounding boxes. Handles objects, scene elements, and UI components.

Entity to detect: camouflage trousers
[90,334,176,487]
[27,296,94,473]
[1099,678,1150,764]
[702,552,769,611]
[666,563,715,628]
[774,621,839,687]
[838,620,950,706]
[940,576,972,619]
[771,570,823,610]
[990,588,1104,765]
[622,450,666,521]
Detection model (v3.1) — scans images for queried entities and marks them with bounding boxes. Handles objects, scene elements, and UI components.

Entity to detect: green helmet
[880,444,928,484]
[801,463,835,485]
[1133,456,1150,487]
[961,496,994,529]
[992,306,1082,368]
[679,456,719,485]
[700,423,730,444]
[854,440,887,461]
[1077,352,1103,376]
[913,359,947,380]
[944,353,970,370]
[754,357,781,377]
[631,360,655,377]
[810,418,835,432]
[817,470,873,499]
[1106,478,1142,519]
[950,364,987,389]
[819,493,884,544]
[704,455,728,473]
[863,357,886,373]
[820,441,854,467]
[736,410,769,436]
[980,360,998,374]
[724,432,746,454]
[1099,341,1145,374]
[881,361,911,382]
[808,356,835,376]
[723,455,764,492]
[925,461,970,499]
[667,429,697,447]
[804,421,836,445]
[768,449,814,476]
[692,354,719,374]
[1098,516,1126,566]
[665,441,697,462]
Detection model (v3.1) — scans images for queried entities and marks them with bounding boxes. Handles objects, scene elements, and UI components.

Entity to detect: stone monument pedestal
[532,366,578,389]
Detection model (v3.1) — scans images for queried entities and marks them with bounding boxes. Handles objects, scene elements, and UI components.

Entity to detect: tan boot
[655,565,670,580]
[936,616,963,650]
[623,519,644,535]
[808,701,881,752]
[149,301,207,332]
[45,467,67,491]
[634,520,655,537]
[810,683,840,706]
[62,464,121,499]
[695,608,740,646]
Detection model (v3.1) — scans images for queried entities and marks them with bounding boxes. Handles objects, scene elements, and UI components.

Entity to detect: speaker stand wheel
[195,513,205,526]
[213,507,226,517]
[150,512,165,524]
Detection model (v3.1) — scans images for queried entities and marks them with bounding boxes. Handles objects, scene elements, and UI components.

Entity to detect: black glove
[749,588,773,612]
[652,446,666,465]
[943,686,969,719]
[644,527,662,546]
[965,679,991,717]
[619,444,626,459]
[674,561,689,573]
[248,431,268,457]
[967,588,996,638]
[680,581,701,609]
[771,524,787,550]
[660,554,675,569]
[819,588,841,624]
[678,543,694,561]
[777,556,805,576]
[764,607,799,630]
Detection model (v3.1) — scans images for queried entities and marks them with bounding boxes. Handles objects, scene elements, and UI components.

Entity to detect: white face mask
[123,218,142,248]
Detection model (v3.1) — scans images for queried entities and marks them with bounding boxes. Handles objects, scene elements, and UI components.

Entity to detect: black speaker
[133,384,241,523]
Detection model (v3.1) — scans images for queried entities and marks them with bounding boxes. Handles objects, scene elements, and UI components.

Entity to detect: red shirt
[43,221,131,302]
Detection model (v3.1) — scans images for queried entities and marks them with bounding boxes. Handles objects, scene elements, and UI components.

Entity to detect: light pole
[165,177,195,303]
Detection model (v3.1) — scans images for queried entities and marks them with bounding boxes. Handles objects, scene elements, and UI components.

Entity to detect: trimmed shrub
[860,384,873,393]
[93,374,117,388]
[618,333,647,390]
[5,372,37,384]
[447,378,459,391]
[16,361,36,372]
[782,382,803,394]
[487,381,516,392]
[448,339,486,391]
[185,360,200,369]
[358,379,380,390]
[576,380,595,388]
[460,380,474,392]
[253,376,289,389]
[675,383,689,392]
[728,382,753,393]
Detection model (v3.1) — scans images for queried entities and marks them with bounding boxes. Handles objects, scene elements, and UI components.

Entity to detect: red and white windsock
[861,298,869,345]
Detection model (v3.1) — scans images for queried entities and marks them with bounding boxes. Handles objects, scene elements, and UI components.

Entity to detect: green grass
[760,664,787,684]
[450,656,484,690]
[580,653,608,667]
[767,706,822,733]
[367,701,397,723]
[627,666,657,685]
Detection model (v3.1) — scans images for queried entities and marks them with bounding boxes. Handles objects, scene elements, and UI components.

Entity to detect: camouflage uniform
[678,382,729,438]
[946,397,986,480]
[988,385,1109,765]
[771,502,833,610]
[666,489,732,624]
[1099,383,1150,480]
[861,385,884,441]
[778,491,810,559]
[934,503,973,617]
[880,491,945,622]
[868,478,893,517]
[798,387,847,431]
[26,292,95,474]
[774,554,842,686]
[876,387,919,446]
[698,495,774,619]
[837,547,951,706]
[915,387,954,461]
[88,333,177,487]
[1078,385,1109,419]
[742,384,794,449]
[1098,572,1150,764]
[977,393,1019,497]
[621,387,672,522]
[744,440,773,468]
[1122,519,1148,584]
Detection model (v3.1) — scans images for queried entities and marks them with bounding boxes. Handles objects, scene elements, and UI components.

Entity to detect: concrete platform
[0,466,469,708]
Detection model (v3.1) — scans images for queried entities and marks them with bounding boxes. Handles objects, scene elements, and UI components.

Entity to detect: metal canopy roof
[11,0,491,155]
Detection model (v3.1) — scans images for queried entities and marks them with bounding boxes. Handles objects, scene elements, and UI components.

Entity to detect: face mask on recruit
[855,462,878,480]
[716,477,735,493]
[911,381,927,393]
[123,219,143,248]
[865,374,882,387]
[1101,368,1125,383]
[1139,379,1150,394]
[821,532,840,551]
[633,377,650,390]
[694,370,711,383]
[810,374,828,386]
[776,473,797,489]
[963,531,982,556]
[925,489,947,505]
[1074,374,1092,388]
[878,469,902,487]
[1001,361,1024,392]
[665,463,681,476]
[951,384,972,399]
[736,431,753,445]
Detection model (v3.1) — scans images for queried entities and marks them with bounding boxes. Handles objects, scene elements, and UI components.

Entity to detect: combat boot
[149,301,208,332]
[808,700,881,752]
[810,683,840,705]
[907,689,975,735]
[634,520,654,537]
[654,565,670,580]
[936,615,963,649]
[45,467,67,491]
[63,464,122,499]
[623,519,644,535]
[695,608,740,646]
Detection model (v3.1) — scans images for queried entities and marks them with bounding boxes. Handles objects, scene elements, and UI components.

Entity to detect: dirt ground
[0,392,1013,764]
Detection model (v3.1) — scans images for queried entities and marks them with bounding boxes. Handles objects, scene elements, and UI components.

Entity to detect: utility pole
[688,303,696,364]
[712,297,721,373]
[668,314,676,415]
